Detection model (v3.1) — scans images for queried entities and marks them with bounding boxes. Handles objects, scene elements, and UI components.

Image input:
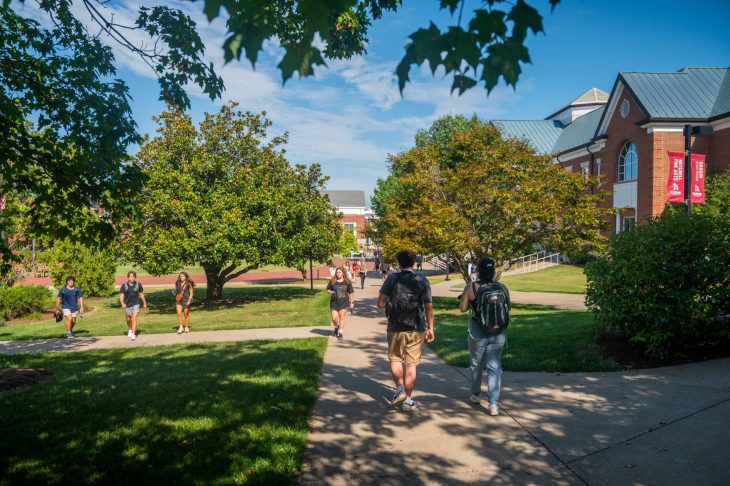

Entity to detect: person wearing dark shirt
[377,250,434,412]
[55,276,84,339]
[174,271,195,334]
[120,271,147,341]
[326,267,354,340]
[459,257,511,416]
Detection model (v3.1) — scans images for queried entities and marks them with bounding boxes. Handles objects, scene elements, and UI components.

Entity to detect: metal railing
[508,251,561,274]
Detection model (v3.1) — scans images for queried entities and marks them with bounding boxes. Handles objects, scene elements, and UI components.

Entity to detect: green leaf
[507,0,544,42]
[451,74,477,95]
[278,42,327,83]
[469,8,507,45]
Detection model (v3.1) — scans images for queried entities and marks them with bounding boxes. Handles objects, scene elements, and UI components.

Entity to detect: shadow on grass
[0,339,326,485]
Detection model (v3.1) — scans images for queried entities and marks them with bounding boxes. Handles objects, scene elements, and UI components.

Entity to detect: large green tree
[121,103,341,300]
[372,120,608,282]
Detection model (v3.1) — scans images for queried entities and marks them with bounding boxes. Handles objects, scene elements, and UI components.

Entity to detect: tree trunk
[203,265,224,301]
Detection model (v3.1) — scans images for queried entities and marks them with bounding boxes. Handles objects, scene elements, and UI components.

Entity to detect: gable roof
[570,87,610,105]
[489,120,564,154]
[620,67,730,119]
[322,190,366,208]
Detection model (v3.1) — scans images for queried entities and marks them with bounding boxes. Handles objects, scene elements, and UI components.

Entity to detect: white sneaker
[391,387,407,406]
[488,404,499,416]
[127,330,133,338]
[400,398,417,412]
[130,333,136,341]
[469,394,481,404]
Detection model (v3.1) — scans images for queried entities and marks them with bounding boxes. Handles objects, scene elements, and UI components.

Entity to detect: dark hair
[177,271,195,288]
[66,276,75,284]
[127,271,137,278]
[476,257,496,283]
[396,250,417,269]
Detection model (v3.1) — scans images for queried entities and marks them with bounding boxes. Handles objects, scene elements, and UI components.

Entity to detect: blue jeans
[468,321,506,405]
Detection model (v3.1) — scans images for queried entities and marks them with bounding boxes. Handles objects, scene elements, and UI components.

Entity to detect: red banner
[690,154,706,204]
[666,152,685,203]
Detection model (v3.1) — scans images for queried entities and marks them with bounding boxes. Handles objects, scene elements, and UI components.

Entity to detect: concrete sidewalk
[431,279,587,310]
[0,326,331,355]
[301,280,730,485]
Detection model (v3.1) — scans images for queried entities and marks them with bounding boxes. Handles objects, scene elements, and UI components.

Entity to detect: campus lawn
[429,297,615,372]
[450,265,587,294]
[0,285,330,341]
[0,339,326,485]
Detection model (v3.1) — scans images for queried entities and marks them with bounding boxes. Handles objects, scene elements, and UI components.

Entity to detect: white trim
[597,82,625,137]
[551,140,606,163]
[646,127,685,133]
[596,158,602,177]
[711,117,730,131]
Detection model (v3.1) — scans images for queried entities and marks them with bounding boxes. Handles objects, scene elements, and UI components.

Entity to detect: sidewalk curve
[431,279,587,310]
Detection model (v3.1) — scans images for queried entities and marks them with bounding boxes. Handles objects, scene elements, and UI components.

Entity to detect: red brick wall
[341,214,368,241]
[709,126,730,174]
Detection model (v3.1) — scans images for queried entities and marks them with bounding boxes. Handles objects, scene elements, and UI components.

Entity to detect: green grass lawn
[0,286,330,341]
[429,297,615,372]
[0,339,326,485]
[451,265,587,294]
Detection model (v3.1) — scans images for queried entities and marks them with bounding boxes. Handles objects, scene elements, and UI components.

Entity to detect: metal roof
[552,107,605,154]
[489,120,563,154]
[321,190,366,208]
[621,67,730,119]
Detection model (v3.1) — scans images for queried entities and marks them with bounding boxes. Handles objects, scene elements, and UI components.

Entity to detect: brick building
[322,190,374,249]
[492,67,730,234]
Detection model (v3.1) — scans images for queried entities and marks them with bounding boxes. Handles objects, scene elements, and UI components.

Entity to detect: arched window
[618,141,638,181]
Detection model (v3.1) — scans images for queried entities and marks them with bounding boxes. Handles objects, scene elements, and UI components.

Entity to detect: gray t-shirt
[379,270,432,332]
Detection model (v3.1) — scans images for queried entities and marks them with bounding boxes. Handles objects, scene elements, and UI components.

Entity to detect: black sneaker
[333,326,339,337]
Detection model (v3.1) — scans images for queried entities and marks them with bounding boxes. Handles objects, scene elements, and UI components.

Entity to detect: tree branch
[223,264,257,282]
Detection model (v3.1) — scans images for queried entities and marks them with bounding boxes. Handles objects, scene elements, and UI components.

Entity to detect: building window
[618,141,638,182]
[343,222,357,236]
[580,162,590,181]
[565,165,573,172]
[596,158,601,177]
[623,216,636,232]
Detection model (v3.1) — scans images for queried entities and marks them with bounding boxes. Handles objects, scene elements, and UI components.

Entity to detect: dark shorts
[330,304,349,312]
[176,301,191,309]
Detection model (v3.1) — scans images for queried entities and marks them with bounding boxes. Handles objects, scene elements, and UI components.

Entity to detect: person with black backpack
[377,249,435,412]
[459,257,511,416]
[120,271,148,341]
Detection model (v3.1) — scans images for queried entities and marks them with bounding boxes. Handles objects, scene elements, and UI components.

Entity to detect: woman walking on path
[459,257,511,416]
[174,272,195,334]
[345,260,353,280]
[358,256,367,289]
[326,267,354,340]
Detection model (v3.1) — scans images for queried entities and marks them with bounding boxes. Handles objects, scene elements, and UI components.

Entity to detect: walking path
[431,278,587,310]
[301,279,730,485]
[0,326,331,355]
[2,275,728,484]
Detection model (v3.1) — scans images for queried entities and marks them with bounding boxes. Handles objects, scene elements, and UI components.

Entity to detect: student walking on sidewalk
[459,257,511,416]
[377,250,434,412]
[357,256,367,289]
[56,276,84,339]
[326,267,354,340]
[120,271,147,340]
[174,272,195,334]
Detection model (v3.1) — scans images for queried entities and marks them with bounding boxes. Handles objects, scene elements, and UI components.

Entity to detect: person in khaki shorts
[377,249,434,412]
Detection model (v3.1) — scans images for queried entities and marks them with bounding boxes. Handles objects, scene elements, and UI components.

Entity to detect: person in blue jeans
[458,257,511,416]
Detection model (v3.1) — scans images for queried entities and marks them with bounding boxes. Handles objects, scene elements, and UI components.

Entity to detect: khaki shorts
[388,331,426,367]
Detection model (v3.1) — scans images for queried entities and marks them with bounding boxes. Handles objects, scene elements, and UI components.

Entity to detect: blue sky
[19,0,730,203]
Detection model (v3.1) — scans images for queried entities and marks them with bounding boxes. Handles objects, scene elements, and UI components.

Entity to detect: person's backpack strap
[121,282,127,294]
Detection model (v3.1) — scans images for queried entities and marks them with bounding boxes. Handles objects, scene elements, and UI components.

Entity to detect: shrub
[586,208,730,358]
[0,285,54,321]
[41,240,116,297]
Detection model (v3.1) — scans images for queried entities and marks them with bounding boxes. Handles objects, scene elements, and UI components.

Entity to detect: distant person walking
[358,256,367,289]
[416,254,423,272]
[56,276,84,339]
[174,272,195,334]
[374,255,381,273]
[326,267,354,340]
[377,250,434,412]
[345,260,353,280]
[459,257,511,416]
[120,271,147,340]
[380,261,388,281]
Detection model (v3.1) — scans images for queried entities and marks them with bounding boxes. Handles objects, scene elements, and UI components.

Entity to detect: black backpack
[388,272,425,328]
[473,282,509,335]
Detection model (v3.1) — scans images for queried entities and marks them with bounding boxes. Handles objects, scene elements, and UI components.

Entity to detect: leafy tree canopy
[198,0,559,94]
[121,103,342,300]
[372,119,608,281]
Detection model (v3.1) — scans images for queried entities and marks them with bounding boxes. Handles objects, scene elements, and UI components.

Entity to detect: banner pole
[684,124,692,215]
